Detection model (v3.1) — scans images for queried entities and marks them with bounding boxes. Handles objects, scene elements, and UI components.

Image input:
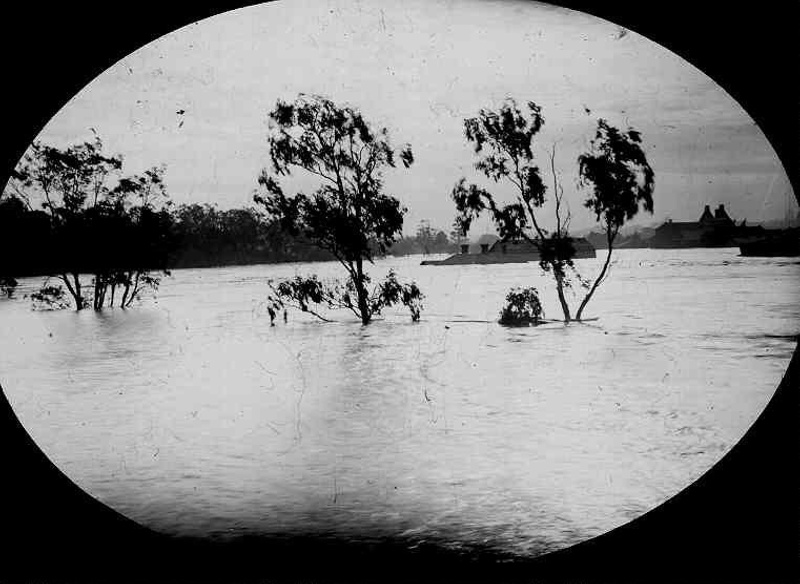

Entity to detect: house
[458,233,499,255]
[649,204,765,248]
[421,233,596,265]
[488,236,596,259]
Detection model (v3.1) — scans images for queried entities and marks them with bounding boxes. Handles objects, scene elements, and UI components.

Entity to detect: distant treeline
[388,220,458,256]
[0,197,324,277]
[0,196,457,278]
[0,135,458,311]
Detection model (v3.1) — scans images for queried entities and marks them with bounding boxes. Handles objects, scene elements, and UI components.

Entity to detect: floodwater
[1,248,797,558]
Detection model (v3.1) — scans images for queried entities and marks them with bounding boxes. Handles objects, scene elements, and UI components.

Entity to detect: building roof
[475,233,500,245]
[657,220,702,230]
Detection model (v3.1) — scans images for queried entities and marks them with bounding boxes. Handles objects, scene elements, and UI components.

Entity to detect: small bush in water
[267,270,423,324]
[31,284,72,310]
[499,287,544,326]
[0,276,17,298]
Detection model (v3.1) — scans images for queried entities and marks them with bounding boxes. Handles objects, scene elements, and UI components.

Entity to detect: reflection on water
[0,248,797,557]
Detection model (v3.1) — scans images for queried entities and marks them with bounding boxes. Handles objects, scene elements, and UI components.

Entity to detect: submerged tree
[4,137,175,310]
[97,165,176,309]
[575,119,654,320]
[255,94,422,324]
[451,98,653,322]
[30,282,70,310]
[6,138,122,308]
[451,98,579,320]
[267,270,422,323]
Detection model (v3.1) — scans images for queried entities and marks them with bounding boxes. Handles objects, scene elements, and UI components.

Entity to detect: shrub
[31,284,72,310]
[498,286,544,326]
[0,276,17,298]
[267,269,423,324]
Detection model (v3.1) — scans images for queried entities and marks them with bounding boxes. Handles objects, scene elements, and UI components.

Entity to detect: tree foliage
[254,94,421,324]
[267,270,423,324]
[30,283,70,310]
[498,287,544,326]
[452,98,654,322]
[4,136,176,310]
[578,120,655,232]
[574,118,655,320]
[451,98,580,321]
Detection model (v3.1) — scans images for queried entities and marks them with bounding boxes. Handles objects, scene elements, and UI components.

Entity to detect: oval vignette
[0,1,797,581]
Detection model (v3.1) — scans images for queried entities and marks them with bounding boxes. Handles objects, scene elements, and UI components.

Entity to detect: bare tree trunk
[576,239,614,322]
[124,271,141,308]
[74,274,83,310]
[61,273,84,311]
[60,274,77,307]
[110,283,116,307]
[99,278,107,309]
[93,276,102,310]
[354,258,371,325]
[554,271,572,323]
[120,273,131,309]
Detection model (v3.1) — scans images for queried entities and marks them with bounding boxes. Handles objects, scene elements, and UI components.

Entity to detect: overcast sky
[33,0,796,236]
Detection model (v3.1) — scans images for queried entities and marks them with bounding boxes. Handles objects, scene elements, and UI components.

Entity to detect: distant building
[459,233,500,254]
[649,204,765,248]
[488,236,596,259]
[477,233,500,253]
[423,233,595,265]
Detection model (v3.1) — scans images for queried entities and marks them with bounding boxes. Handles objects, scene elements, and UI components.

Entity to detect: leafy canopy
[451,98,655,322]
[452,97,582,290]
[10,137,123,218]
[573,118,655,321]
[578,119,655,238]
[4,136,176,310]
[255,94,421,325]
[453,98,548,241]
[255,93,414,264]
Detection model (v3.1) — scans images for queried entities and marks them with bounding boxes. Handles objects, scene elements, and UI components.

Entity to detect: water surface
[1,248,797,557]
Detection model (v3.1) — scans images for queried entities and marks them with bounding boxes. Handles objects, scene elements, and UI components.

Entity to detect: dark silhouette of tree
[4,137,175,310]
[451,98,581,321]
[169,203,335,267]
[575,118,654,320]
[451,98,654,322]
[7,137,123,309]
[255,94,422,324]
[82,164,175,309]
[0,191,44,293]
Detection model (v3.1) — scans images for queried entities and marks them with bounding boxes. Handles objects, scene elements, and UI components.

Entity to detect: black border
[1,2,797,583]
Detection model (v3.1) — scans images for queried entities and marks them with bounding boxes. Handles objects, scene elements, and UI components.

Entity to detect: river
[1,248,797,557]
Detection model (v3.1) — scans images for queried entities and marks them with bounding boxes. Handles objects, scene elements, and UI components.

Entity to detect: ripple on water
[0,249,797,557]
